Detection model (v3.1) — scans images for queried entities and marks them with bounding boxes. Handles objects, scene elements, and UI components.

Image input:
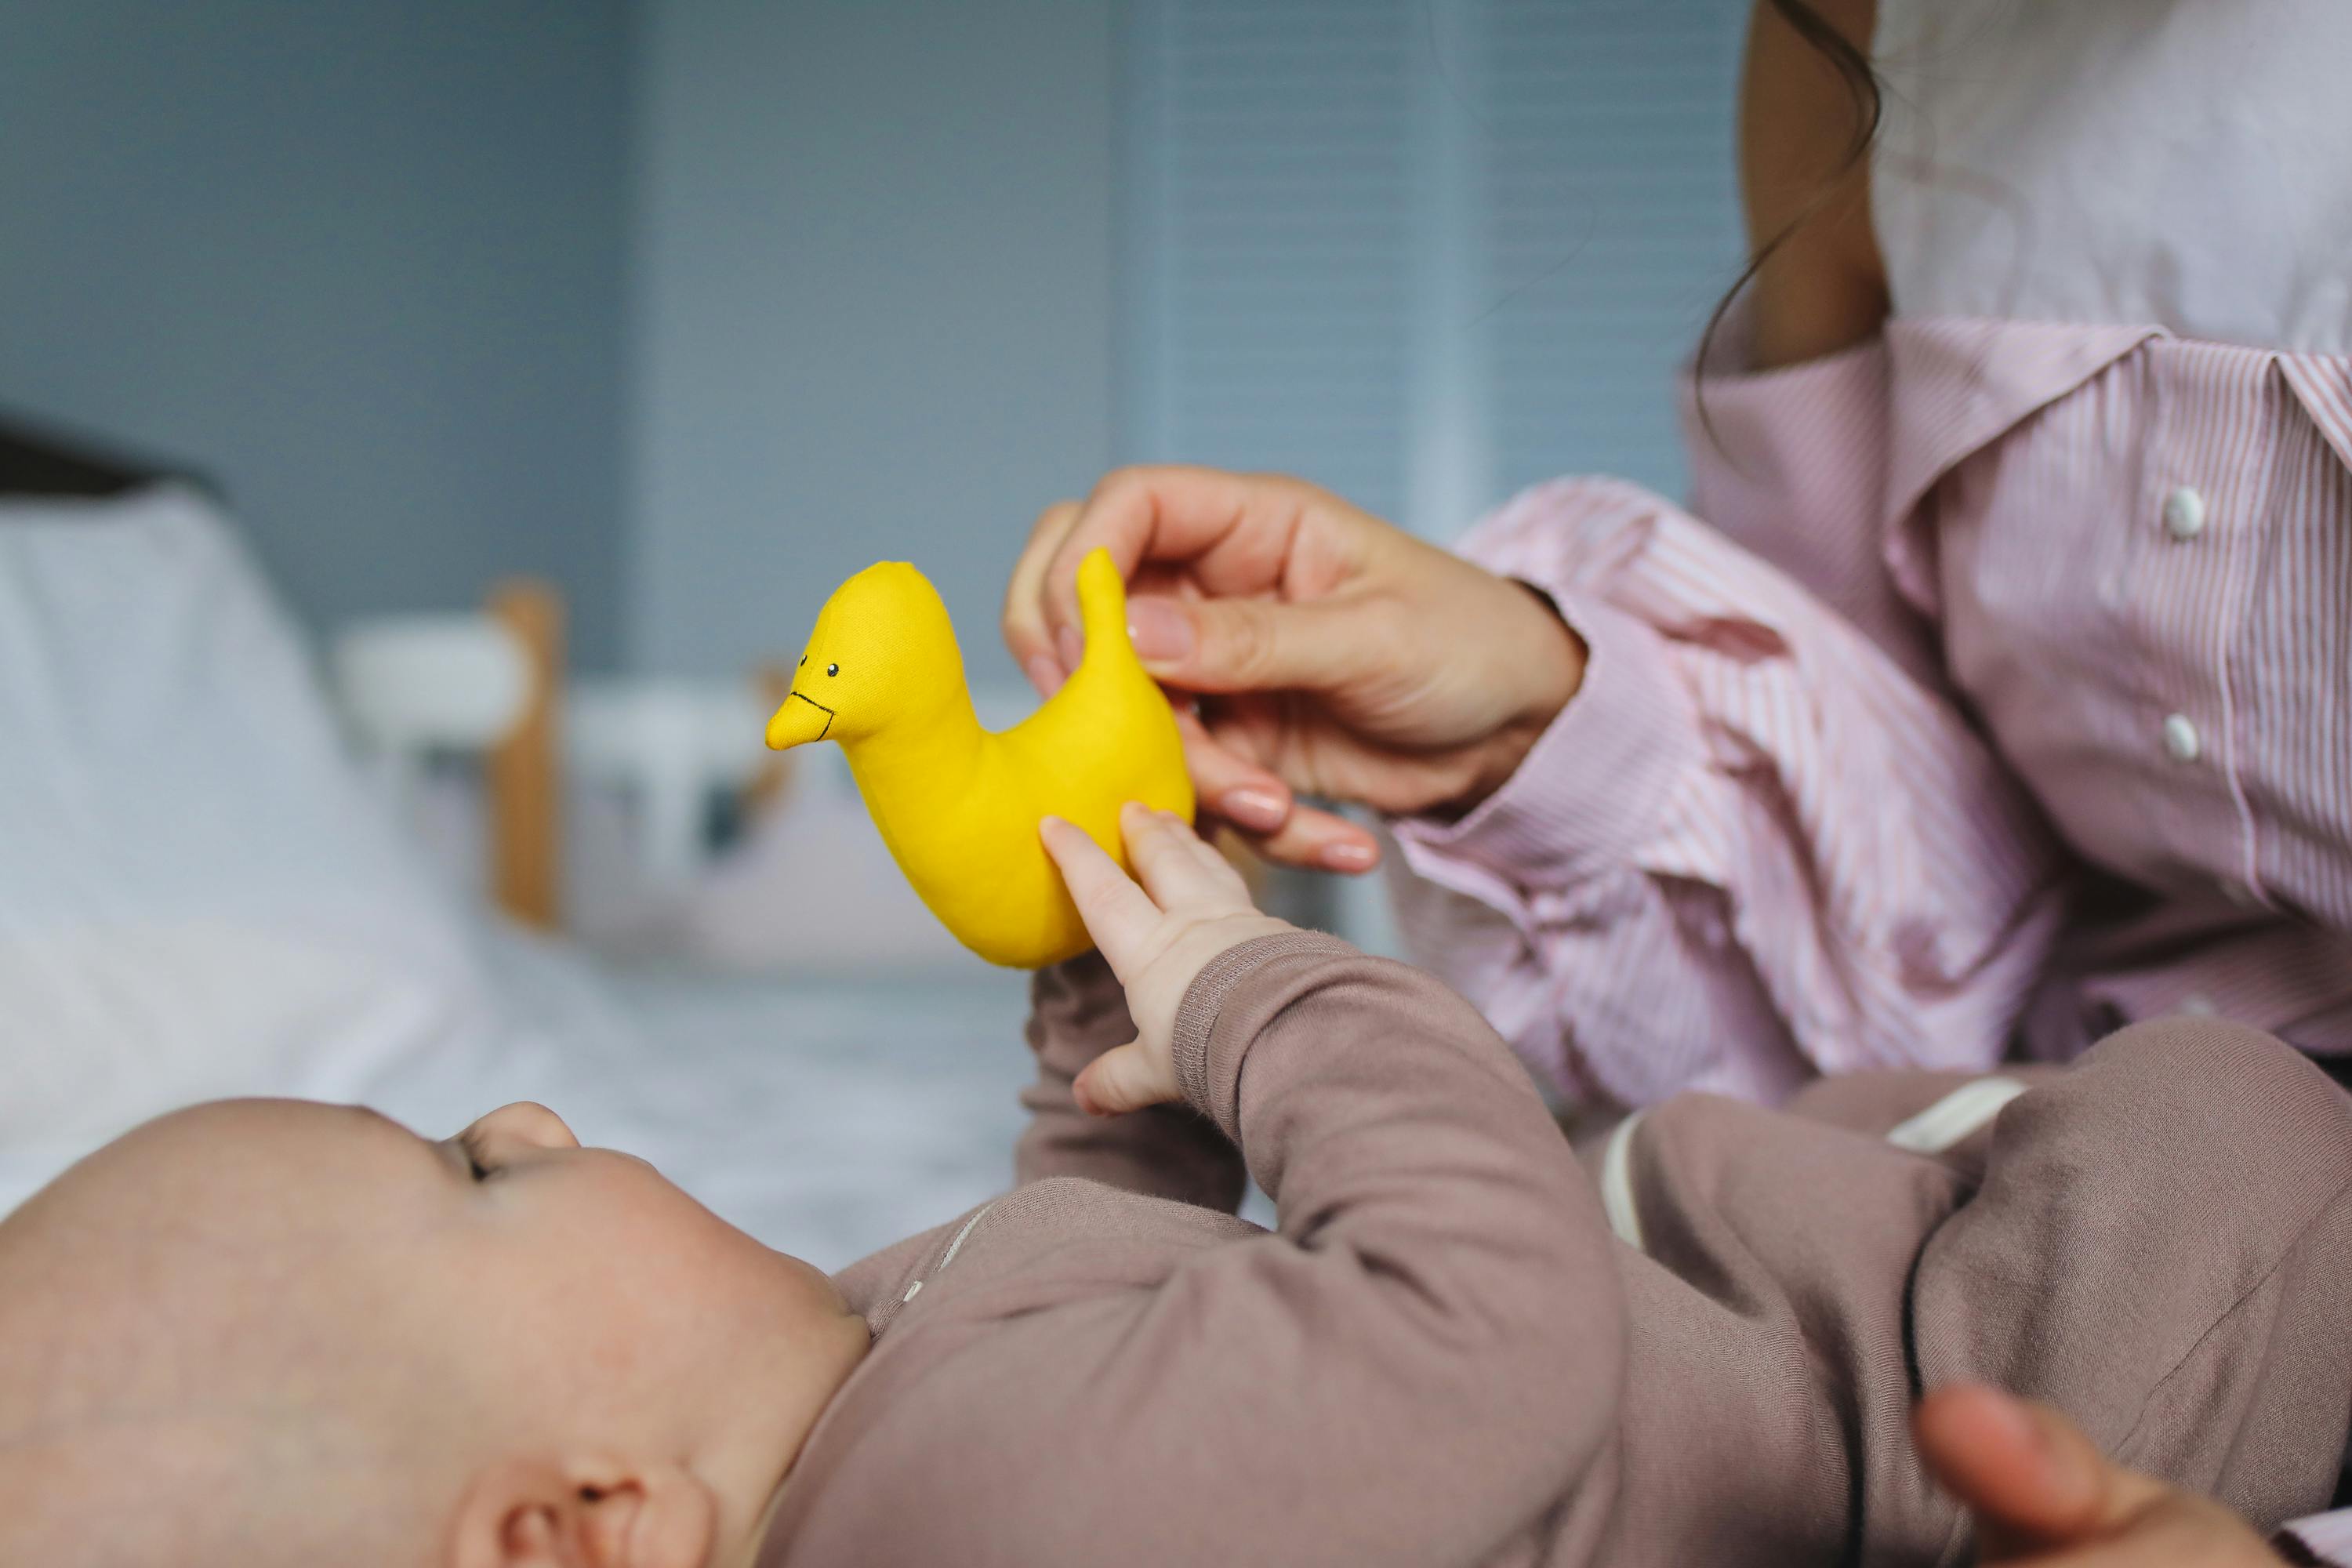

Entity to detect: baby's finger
[1073,1039,1180,1116]
[1180,815,1256,896]
[1119,802,1244,913]
[1040,816,1160,975]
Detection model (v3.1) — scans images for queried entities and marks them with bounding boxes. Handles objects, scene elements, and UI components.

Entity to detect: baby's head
[0,1099,869,1567]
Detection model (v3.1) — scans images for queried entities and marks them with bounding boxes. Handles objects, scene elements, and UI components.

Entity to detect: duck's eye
[826,663,840,677]
[797,654,805,667]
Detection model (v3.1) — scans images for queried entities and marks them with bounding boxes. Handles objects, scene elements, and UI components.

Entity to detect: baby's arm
[997,808,1618,1564]
[1013,949,1245,1212]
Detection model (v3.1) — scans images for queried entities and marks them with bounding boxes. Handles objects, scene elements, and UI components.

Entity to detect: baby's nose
[472,1100,581,1152]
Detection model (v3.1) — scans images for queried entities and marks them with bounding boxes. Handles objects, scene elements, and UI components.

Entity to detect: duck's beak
[764,691,835,750]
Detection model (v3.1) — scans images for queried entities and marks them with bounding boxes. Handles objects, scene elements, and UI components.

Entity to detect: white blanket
[0,483,1030,1269]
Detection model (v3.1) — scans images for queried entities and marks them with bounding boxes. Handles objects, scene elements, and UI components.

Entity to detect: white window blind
[1120,0,1748,537]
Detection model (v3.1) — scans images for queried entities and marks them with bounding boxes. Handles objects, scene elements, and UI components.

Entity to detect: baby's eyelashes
[453,1128,495,1181]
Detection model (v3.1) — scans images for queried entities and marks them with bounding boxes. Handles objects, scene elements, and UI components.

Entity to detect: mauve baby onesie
[755,935,2352,1566]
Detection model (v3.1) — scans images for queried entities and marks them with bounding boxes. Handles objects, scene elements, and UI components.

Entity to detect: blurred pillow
[0,483,492,1154]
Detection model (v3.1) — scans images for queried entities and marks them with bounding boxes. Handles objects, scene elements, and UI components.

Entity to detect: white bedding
[0,907,1036,1271]
[439,922,1033,1270]
[0,481,1036,1272]
[582,953,1033,1269]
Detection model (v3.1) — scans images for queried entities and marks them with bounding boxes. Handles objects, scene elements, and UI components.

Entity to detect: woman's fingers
[1174,707,1294,835]
[1004,499,1086,682]
[1036,466,1369,655]
[1025,655,1066,699]
[1914,1385,2165,1552]
[1242,801,1381,873]
[1172,710,1380,871]
[1126,591,1386,695]
[1040,466,1290,640]
[1039,816,1160,976]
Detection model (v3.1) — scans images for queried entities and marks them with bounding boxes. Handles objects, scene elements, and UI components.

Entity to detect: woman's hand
[1039,804,1294,1115]
[1005,466,1585,873]
[1916,1384,2292,1566]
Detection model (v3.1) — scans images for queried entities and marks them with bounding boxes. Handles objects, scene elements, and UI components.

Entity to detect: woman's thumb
[1915,1384,2161,1552]
[1127,593,1369,695]
[1073,1040,1176,1116]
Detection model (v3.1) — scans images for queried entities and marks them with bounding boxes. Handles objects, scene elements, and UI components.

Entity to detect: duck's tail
[1073,546,1138,672]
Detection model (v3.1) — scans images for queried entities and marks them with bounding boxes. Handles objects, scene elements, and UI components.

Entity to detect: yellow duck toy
[764,546,1194,968]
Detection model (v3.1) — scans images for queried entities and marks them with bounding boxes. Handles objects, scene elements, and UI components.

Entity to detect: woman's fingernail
[1024,654,1065,697]
[1056,624,1084,671]
[1126,598,1195,663]
[1319,840,1377,873]
[1218,786,1287,832]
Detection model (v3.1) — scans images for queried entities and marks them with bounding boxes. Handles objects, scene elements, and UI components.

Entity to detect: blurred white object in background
[332,613,532,753]
[328,626,780,937]
[566,677,771,880]
[331,614,534,823]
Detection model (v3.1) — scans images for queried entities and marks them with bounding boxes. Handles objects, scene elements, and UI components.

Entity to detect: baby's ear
[448,1454,717,1568]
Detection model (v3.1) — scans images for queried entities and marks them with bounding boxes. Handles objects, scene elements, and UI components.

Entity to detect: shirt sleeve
[1389,460,2068,1108]
[1011,950,1247,1213]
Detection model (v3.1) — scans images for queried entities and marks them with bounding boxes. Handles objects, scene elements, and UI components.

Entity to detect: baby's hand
[1040,803,1294,1115]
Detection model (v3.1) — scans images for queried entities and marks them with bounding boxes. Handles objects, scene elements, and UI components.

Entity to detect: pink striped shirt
[1390,318,2352,1111]
[1388,3,2352,1546]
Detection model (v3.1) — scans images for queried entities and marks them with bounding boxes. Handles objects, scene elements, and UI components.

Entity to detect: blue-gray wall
[0,0,633,666]
[626,0,1116,682]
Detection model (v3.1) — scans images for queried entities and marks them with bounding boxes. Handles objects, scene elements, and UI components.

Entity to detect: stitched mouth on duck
[764,687,836,748]
[786,690,833,735]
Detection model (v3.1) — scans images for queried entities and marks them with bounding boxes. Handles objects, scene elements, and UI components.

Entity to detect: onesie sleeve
[1012,950,1247,1213]
[870,933,1624,1566]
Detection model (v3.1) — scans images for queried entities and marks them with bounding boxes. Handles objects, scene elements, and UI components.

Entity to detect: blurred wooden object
[331,597,549,920]
[485,580,564,930]
[740,663,800,818]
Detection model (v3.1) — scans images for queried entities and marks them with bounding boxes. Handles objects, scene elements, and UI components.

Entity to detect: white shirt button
[2161,713,2201,762]
[2161,485,2207,541]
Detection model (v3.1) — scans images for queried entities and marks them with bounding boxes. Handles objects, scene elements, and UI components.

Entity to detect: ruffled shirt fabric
[1392,321,2352,1109]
